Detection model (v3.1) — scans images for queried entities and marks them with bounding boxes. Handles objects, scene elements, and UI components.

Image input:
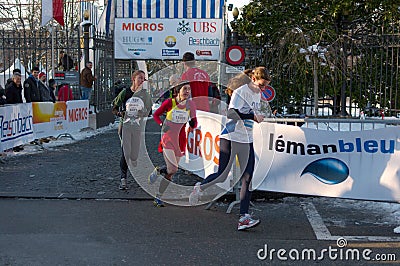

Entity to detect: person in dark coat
[48,79,57,102]
[23,66,41,102]
[6,73,23,104]
[0,85,6,105]
[80,61,96,101]
[58,51,74,71]
[5,68,21,92]
[38,72,54,102]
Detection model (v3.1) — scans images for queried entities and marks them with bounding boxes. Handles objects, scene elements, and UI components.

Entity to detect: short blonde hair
[225,71,252,96]
[252,67,271,81]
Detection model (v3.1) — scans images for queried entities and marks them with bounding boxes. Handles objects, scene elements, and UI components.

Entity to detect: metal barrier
[207,117,400,213]
[264,117,400,131]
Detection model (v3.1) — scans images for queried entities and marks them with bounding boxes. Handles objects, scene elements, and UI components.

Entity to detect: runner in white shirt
[189,67,272,231]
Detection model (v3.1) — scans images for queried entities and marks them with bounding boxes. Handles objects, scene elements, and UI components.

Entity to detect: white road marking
[301,201,400,242]
[301,201,332,240]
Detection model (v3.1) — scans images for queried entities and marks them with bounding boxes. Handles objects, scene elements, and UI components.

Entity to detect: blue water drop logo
[301,158,349,185]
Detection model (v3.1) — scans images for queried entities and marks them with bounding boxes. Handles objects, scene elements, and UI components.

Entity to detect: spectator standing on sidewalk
[112,70,152,190]
[208,82,221,114]
[57,83,74,101]
[24,66,41,103]
[181,52,211,112]
[148,81,198,207]
[5,73,23,104]
[38,72,54,102]
[48,79,57,102]
[5,68,21,92]
[80,61,96,101]
[0,85,5,105]
[189,67,271,231]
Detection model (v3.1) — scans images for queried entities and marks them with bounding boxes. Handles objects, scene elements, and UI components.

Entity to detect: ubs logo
[165,36,176,47]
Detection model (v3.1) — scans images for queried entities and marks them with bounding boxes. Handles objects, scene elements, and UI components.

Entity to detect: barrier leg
[226,182,240,214]
[56,133,75,140]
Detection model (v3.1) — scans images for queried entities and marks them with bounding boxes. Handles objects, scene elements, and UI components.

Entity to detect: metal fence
[0,28,80,99]
[2,22,400,118]
[0,27,120,112]
[265,117,400,131]
[239,24,400,119]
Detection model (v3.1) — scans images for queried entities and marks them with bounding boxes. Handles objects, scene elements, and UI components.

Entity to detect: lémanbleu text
[269,133,395,155]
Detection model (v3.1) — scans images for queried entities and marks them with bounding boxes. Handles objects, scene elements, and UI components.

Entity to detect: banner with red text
[114,18,222,60]
[32,100,89,139]
[66,100,89,132]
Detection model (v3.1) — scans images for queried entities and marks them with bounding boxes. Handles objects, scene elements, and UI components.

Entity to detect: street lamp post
[231,7,239,46]
[80,10,92,65]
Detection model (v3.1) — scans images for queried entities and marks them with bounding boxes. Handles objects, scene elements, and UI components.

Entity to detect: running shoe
[153,197,165,207]
[148,167,160,184]
[237,214,260,231]
[119,178,128,190]
[189,182,202,206]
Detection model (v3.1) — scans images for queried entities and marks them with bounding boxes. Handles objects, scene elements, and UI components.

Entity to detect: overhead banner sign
[114,18,222,60]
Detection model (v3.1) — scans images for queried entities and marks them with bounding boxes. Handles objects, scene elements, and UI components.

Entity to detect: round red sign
[225,46,245,65]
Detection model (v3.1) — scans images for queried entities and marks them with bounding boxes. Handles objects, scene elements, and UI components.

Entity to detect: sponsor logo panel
[165,36,177,47]
[162,49,180,56]
[196,50,212,56]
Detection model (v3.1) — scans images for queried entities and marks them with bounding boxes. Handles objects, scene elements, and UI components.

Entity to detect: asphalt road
[0,120,399,265]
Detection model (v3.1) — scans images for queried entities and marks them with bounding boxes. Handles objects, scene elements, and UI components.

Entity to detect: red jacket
[181,67,210,112]
[58,85,73,101]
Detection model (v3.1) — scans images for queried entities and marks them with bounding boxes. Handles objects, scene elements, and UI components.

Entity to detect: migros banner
[114,18,222,60]
[66,100,89,131]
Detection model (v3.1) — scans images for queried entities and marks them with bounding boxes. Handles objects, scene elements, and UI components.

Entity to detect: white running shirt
[220,84,261,143]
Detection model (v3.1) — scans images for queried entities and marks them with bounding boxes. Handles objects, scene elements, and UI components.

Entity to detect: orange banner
[32,102,67,124]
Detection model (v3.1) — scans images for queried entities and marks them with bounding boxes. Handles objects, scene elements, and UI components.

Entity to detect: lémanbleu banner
[253,123,400,202]
[185,112,400,202]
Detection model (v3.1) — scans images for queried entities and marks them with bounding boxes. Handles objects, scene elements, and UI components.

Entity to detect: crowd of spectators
[0,67,74,106]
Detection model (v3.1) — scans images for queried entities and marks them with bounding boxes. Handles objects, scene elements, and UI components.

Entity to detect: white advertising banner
[180,111,223,178]
[114,18,222,60]
[254,123,400,202]
[185,112,400,202]
[0,103,34,151]
[66,100,89,132]
[32,100,90,139]
[32,102,68,139]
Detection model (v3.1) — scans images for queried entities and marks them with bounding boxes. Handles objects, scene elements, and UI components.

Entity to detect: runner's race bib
[126,97,144,118]
[171,109,189,123]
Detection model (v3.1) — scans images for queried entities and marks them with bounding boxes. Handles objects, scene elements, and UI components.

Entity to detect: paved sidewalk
[1,125,149,200]
[0,119,283,203]
[1,121,399,265]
